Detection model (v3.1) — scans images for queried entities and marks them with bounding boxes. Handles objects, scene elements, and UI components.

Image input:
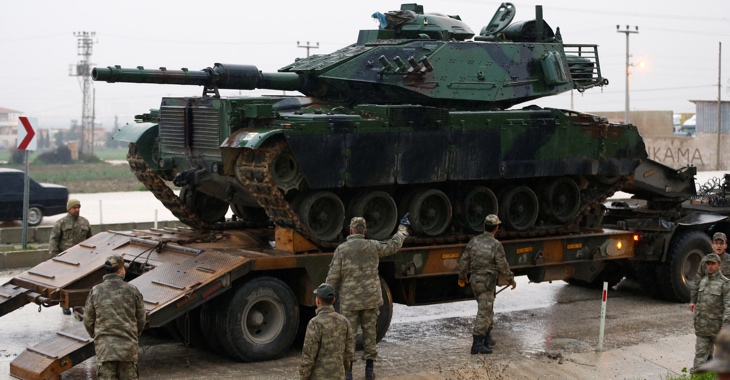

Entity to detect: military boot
[365,359,375,380]
[471,335,492,355]
[484,327,496,348]
[345,361,353,380]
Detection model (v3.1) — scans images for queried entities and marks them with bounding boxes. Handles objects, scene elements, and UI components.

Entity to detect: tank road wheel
[456,186,498,233]
[179,185,229,224]
[230,203,269,225]
[297,191,346,241]
[658,230,711,302]
[216,277,299,362]
[349,191,398,240]
[542,178,581,223]
[499,186,539,231]
[408,189,452,236]
[270,148,304,192]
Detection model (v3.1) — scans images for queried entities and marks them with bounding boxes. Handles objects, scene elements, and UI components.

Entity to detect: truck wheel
[216,277,299,361]
[659,230,711,302]
[354,276,393,349]
[27,206,43,226]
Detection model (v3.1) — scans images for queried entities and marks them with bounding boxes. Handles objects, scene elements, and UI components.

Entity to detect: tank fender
[221,129,285,149]
[221,129,286,175]
[112,122,158,144]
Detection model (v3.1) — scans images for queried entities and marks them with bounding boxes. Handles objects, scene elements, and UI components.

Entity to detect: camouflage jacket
[84,273,146,362]
[299,304,354,380]
[326,231,406,311]
[49,213,92,255]
[458,231,513,282]
[694,270,730,336]
[691,252,730,304]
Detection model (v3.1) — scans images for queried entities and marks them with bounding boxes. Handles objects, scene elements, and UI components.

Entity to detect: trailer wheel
[217,277,299,361]
[174,306,209,349]
[200,294,229,355]
[659,230,711,302]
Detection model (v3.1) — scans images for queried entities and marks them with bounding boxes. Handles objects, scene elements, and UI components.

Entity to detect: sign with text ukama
[17,116,37,151]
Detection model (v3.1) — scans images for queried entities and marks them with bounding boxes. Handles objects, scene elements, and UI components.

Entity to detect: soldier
[49,198,92,315]
[300,283,354,380]
[691,232,730,312]
[457,214,516,355]
[326,215,409,380]
[84,255,146,380]
[697,328,730,380]
[691,253,730,373]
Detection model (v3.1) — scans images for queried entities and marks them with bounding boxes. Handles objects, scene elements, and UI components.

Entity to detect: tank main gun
[92,63,303,97]
[92,3,610,110]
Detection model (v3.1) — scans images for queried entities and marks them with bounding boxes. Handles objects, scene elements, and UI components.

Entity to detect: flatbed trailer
[2,159,729,379]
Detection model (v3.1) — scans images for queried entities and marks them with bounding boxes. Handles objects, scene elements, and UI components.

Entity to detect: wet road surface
[0,270,693,380]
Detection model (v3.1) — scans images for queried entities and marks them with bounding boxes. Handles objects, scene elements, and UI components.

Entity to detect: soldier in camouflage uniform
[326,215,409,380]
[300,283,354,380]
[84,255,146,380]
[457,214,516,355]
[49,199,92,314]
[697,328,730,380]
[691,232,730,312]
[691,253,730,373]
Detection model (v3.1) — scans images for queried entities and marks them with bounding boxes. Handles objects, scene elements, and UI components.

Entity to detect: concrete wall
[641,133,728,171]
[0,220,185,245]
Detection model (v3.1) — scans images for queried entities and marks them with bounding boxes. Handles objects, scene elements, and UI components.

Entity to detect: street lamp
[617,25,639,124]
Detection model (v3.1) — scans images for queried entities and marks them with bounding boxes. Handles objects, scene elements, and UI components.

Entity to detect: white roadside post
[17,116,38,250]
[598,281,608,351]
[99,199,103,225]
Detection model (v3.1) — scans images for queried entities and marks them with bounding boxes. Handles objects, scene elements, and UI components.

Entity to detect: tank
[95,3,647,246]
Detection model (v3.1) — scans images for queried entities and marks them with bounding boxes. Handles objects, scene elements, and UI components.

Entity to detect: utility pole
[297,41,319,58]
[617,25,639,124]
[717,42,722,170]
[70,31,96,157]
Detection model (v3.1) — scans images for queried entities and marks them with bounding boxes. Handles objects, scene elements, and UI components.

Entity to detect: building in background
[0,107,22,150]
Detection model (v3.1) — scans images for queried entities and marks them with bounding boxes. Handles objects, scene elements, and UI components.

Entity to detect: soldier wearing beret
[84,255,146,380]
[300,283,354,380]
[49,198,92,314]
[691,253,730,373]
[457,214,516,355]
[691,232,730,312]
[326,215,409,380]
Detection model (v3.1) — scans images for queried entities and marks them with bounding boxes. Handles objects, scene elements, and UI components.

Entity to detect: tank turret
[99,3,646,247]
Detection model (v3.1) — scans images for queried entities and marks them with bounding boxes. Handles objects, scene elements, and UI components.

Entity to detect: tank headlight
[616,241,623,250]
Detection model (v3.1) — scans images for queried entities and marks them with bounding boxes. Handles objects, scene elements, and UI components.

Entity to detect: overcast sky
[2,0,729,130]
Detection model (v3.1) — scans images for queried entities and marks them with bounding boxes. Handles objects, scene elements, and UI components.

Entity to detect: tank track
[235,140,630,247]
[126,143,255,231]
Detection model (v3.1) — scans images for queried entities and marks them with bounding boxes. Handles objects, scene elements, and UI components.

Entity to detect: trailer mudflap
[9,323,94,380]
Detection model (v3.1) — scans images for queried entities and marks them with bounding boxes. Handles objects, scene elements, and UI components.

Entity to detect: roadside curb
[0,249,53,270]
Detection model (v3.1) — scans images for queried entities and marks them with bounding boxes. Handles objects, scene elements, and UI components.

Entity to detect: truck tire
[658,230,711,302]
[216,277,299,361]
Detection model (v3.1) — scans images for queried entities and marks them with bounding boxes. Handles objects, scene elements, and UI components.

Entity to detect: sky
[2,0,729,131]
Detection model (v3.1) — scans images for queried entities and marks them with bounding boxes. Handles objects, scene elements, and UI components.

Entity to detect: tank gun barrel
[92,63,301,92]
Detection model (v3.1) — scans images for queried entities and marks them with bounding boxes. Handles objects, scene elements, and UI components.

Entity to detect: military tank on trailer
[95,2,646,246]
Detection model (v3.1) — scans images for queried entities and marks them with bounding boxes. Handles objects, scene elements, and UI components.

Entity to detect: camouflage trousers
[693,334,717,370]
[470,275,496,336]
[342,308,379,361]
[98,361,138,380]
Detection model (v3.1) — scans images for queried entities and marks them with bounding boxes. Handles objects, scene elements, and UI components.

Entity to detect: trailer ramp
[5,227,271,380]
